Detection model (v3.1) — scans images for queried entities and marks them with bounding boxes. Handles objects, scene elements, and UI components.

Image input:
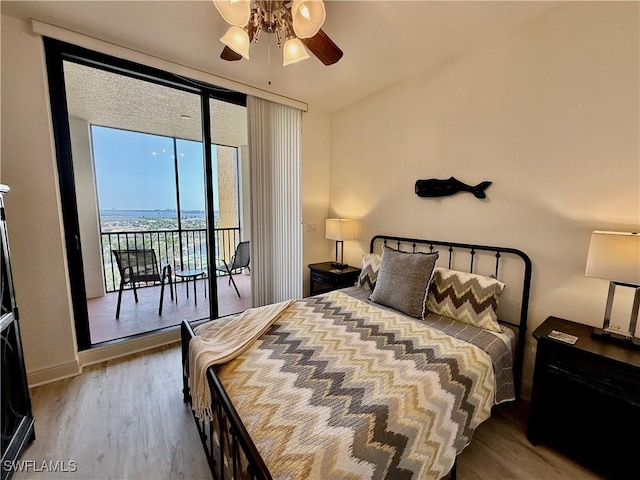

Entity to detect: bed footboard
[181,320,271,480]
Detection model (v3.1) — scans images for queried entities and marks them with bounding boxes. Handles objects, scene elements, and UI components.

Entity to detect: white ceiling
[2,1,560,114]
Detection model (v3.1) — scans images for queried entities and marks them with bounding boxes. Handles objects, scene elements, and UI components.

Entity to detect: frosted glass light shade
[220,26,250,59]
[282,38,310,66]
[585,231,640,285]
[213,0,251,26]
[292,0,326,38]
[325,219,356,241]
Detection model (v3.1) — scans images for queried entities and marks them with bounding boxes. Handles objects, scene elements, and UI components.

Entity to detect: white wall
[1,15,81,382]
[301,106,331,296]
[329,2,639,393]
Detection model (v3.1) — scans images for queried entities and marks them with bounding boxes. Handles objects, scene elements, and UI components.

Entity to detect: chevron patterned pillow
[357,253,382,291]
[426,267,505,332]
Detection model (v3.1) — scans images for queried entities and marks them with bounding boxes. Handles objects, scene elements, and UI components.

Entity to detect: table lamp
[585,231,640,346]
[325,218,356,270]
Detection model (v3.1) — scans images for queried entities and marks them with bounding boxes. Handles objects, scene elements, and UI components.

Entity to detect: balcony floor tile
[87,274,251,344]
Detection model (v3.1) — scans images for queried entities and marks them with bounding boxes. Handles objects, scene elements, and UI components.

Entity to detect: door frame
[43,38,246,350]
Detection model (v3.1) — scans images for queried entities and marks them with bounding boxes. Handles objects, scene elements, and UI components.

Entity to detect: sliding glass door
[209,98,252,314]
[44,38,248,349]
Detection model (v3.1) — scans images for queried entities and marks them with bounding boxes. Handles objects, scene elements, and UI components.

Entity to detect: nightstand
[308,262,361,296]
[527,316,640,479]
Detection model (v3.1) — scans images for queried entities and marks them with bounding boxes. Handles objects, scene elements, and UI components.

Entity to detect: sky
[92,126,218,212]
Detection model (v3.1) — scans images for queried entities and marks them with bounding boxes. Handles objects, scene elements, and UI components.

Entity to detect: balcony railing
[101,227,241,293]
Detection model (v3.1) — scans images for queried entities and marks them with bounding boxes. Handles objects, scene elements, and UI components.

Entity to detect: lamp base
[592,282,640,349]
[591,328,640,349]
[330,262,348,270]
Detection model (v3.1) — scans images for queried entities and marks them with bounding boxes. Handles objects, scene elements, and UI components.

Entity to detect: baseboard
[26,328,181,387]
[78,327,180,368]
[27,359,81,387]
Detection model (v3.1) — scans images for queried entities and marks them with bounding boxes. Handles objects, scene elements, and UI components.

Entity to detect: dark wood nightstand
[308,262,361,296]
[528,316,640,479]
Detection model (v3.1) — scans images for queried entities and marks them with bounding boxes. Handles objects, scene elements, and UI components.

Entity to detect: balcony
[59,67,249,349]
[87,274,250,343]
[87,226,251,344]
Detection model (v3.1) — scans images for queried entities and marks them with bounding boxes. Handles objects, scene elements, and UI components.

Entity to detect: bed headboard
[370,235,532,399]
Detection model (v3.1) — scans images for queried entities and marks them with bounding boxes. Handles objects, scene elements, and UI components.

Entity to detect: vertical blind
[247,96,303,306]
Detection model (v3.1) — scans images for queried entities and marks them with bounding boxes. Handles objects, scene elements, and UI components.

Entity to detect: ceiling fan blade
[300,29,343,66]
[221,46,243,61]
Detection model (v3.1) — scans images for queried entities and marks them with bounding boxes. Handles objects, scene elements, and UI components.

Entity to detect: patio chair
[215,240,250,297]
[112,249,174,319]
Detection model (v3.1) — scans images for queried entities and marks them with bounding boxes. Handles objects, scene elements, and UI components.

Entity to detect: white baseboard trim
[27,359,81,388]
[27,328,181,387]
[78,328,180,368]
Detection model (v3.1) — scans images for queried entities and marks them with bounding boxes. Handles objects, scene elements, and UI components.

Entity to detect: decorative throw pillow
[370,246,439,319]
[426,267,505,332]
[357,253,382,291]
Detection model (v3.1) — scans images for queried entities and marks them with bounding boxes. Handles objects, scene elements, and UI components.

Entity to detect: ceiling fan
[214,0,343,67]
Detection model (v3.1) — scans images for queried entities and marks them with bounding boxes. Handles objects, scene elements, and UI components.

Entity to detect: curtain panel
[247,97,303,306]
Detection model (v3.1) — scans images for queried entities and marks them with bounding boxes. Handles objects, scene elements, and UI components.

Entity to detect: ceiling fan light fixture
[291,0,326,39]
[282,37,310,66]
[213,0,251,27]
[220,25,250,59]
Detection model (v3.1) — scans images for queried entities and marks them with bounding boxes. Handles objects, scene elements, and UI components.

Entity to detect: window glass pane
[93,126,178,231]
[177,139,206,230]
[64,59,209,345]
[209,97,249,316]
[176,139,207,272]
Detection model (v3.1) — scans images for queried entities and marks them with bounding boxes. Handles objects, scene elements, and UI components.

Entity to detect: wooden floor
[15,343,605,480]
[88,273,251,344]
[15,345,211,480]
[456,403,605,480]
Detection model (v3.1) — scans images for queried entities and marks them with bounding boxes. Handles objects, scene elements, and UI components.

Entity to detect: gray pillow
[370,246,439,318]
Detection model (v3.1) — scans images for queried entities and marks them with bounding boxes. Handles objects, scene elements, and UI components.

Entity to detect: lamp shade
[292,0,326,39]
[220,25,250,59]
[213,0,251,26]
[325,218,356,241]
[585,231,640,285]
[282,38,310,66]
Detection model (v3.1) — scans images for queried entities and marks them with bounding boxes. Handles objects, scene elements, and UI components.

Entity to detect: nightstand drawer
[528,316,640,479]
[310,271,328,284]
[308,262,361,296]
[546,347,640,406]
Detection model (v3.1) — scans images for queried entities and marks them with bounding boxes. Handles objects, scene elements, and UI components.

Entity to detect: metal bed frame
[181,234,533,480]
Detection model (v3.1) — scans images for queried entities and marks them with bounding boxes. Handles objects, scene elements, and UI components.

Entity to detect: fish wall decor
[415,177,492,199]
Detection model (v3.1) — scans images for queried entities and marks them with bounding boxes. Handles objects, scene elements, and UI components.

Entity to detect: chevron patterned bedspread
[209,290,512,480]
